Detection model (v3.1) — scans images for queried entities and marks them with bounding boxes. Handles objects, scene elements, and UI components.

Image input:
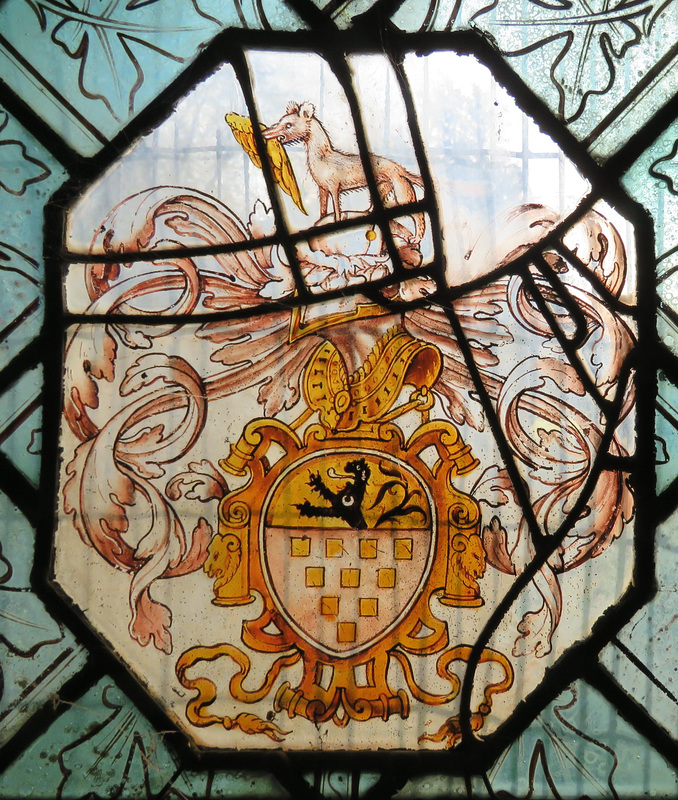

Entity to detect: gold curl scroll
[418,646,514,748]
[176,642,301,740]
[225,113,308,214]
[391,649,460,706]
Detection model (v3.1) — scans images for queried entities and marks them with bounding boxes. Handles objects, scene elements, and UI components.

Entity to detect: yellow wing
[225,113,308,215]
[225,112,263,169]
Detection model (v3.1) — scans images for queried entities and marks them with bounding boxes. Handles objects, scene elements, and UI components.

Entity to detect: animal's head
[450,533,486,591]
[262,102,316,145]
[345,458,370,482]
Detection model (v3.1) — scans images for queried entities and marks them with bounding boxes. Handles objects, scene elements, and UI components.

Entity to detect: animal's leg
[296,501,342,520]
[319,187,329,218]
[331,188,341,223]
[308,472,340,504]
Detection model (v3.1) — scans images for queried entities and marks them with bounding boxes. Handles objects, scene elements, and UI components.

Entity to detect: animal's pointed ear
[299,102,316,119]
[286,101,300,114]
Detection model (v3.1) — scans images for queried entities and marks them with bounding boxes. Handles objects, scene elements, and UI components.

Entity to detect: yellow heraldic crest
[176,318,514,745]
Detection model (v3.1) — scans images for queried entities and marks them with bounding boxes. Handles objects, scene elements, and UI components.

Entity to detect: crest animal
[263,101,425,242]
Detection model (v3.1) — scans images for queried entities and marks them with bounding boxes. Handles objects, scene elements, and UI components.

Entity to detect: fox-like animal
[263,101,425,243]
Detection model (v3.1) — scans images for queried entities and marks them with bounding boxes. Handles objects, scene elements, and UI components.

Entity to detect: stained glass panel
[1,0,678,795]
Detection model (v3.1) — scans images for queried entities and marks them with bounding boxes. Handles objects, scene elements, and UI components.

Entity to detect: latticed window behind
[0,1,676,796]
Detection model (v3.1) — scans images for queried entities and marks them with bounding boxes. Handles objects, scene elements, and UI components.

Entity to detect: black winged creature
[296,459,370,530]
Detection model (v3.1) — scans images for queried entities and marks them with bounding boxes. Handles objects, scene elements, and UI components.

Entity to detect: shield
[260,449,435,657]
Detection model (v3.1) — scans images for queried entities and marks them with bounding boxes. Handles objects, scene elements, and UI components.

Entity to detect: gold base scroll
[418,647,514,748]
[176,642,301,741]
[274,679,410,727]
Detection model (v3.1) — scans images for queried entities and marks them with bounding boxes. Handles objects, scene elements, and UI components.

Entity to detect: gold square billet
[326,538,344,558]
[306,567,325,587]
[359,598,378,617]
[291,537,311,557]
[341,568,360,588]
[359,539,378,559]
[394,538,413,560]
[377,568,396,588]
[337,622,356,643]
[320,596,339,616]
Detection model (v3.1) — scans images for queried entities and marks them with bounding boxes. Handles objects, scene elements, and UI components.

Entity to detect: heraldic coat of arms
[54,51,638,751]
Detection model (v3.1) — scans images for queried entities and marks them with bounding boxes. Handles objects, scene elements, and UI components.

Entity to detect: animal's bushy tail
[390,172,426,243]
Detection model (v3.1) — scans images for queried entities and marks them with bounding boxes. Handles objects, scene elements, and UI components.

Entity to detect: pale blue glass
[484,681,678,798]
[0,107,66,369]
[0,0,677,796]
[0,677,290,798]
[0,0,306,156]
[392,1,678,162]
[0,366,41,486]
[0,492,87,747]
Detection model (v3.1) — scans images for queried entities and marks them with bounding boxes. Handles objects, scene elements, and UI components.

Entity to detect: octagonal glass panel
[52,45,641,754]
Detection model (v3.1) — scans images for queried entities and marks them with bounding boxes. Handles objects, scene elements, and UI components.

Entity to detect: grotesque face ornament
[53,42,641,753]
